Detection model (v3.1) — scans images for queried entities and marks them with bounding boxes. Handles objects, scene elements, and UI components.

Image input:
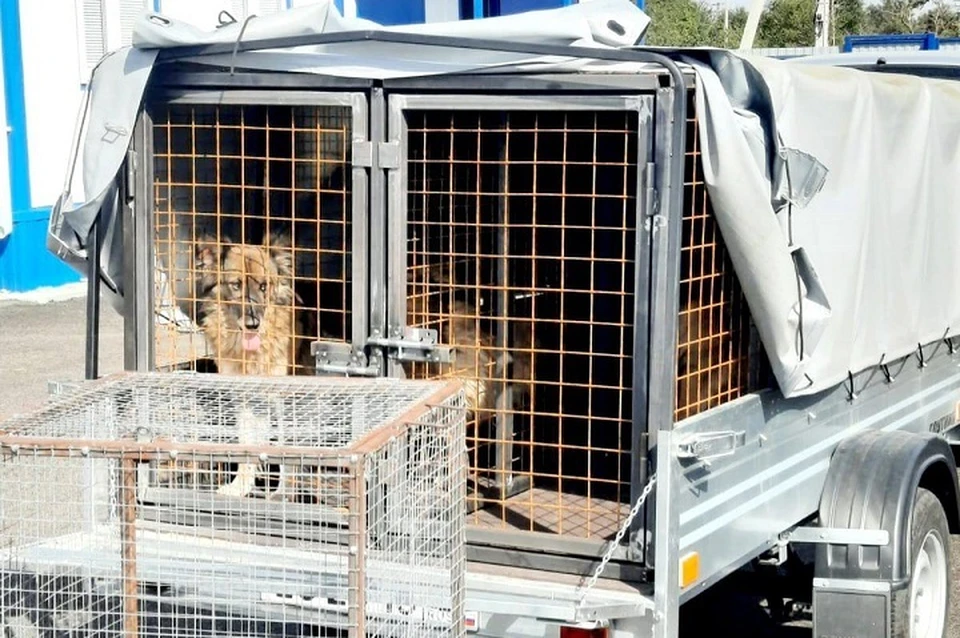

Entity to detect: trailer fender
[815,429,960,584]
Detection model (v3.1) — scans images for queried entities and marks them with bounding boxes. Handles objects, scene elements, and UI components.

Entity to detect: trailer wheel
[892,487,950,638]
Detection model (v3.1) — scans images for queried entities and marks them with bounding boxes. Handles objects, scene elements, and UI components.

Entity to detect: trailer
[37,1,960,637]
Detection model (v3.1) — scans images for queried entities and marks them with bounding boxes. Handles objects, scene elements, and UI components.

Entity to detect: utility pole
[814,0,832,47]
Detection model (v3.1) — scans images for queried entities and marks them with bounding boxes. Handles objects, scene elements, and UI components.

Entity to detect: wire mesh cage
[400,104,640,540]
[0,372,467,638]
[393,89,772,546]
[149,97,359,376]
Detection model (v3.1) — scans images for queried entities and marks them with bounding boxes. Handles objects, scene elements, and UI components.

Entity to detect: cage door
[384,92,656,546]
[142,91,370,378]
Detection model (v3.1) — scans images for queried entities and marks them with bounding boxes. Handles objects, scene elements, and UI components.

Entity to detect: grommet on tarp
[878,353,894,384]
[845,370,858,402]
[916,342,928,368]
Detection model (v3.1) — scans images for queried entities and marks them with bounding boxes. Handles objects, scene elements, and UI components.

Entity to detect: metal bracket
[783,526,890,547]
[313,342,381,377]
[675,430,746,465]
[47,380,82,397]
[351,140,400,170]
[368,328,454,364]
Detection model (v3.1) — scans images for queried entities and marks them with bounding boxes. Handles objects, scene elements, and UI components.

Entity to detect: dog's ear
[195,234,229,272]
[266,232,295,277]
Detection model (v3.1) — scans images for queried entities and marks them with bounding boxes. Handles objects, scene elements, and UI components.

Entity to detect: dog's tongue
[241,332,262,352]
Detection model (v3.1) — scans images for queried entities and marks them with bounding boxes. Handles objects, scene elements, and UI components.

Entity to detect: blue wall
[0,0,81,292]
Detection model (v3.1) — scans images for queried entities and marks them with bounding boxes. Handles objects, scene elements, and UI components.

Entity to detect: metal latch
[368,328,454,364]
[676,430,746,465]
[351,141,401,170]
[313,342,381,377]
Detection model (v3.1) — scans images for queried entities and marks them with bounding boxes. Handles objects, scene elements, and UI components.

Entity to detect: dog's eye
[259,282,267,293]
[230,280,241,291]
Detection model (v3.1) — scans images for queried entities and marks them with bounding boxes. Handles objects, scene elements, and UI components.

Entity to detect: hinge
[377,142,401,170]
[313,341,381,377]
[368,327,454,363]
[676,430,746,465]
[351,141,401,170]
[352,141,373,168]
[126,149,138,199]
[643,161,658,217]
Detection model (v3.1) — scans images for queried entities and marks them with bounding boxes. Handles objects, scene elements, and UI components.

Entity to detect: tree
[644,0,719,46]
[862,0,926,33]
[918,0,960,35]
[756,0,817,47]
[833,0,865,42]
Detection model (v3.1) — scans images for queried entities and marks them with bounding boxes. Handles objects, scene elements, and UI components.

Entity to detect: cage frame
[125,83,373,375]
[381,90,659,567]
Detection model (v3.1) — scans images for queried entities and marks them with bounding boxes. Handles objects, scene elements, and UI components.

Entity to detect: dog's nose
[245,316,260,330]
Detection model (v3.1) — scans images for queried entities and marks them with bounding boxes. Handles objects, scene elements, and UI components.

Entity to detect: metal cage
[386,93,650,546]
[118,49,772,578]
[137,90,370,378]
[0,372,467,638]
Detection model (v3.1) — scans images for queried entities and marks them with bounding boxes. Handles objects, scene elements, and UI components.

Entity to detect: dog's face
[196,233,296,351]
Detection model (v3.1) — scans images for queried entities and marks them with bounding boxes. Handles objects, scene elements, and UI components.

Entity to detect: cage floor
[469,487,630,539]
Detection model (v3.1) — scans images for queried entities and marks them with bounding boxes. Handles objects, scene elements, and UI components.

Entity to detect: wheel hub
[910,529,947,638]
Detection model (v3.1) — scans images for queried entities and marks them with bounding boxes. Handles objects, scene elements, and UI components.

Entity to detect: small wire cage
[151,101,353,376]
[0,372,467,638]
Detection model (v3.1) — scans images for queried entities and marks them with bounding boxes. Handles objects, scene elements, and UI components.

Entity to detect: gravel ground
[0,294,958,636]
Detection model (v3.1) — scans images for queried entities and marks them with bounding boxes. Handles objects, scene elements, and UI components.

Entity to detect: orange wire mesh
[404,109,638,540]
[675,90,770,421]
[151,103,353,377]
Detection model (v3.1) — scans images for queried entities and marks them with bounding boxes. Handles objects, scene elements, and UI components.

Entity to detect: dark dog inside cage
[151,102,354,375]
[405,109,640,520]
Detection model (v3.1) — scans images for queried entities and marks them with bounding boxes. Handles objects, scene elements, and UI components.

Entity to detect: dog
[405,263,537,426]
[153,232,317,500]
[194,232,313,377]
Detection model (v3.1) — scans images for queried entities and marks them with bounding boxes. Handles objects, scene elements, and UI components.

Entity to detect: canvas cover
[48,0,960,401]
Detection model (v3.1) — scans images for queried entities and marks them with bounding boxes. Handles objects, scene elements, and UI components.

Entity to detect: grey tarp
[48,0,960,399]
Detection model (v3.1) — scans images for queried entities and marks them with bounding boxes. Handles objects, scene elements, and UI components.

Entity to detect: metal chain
[576,473,657,608]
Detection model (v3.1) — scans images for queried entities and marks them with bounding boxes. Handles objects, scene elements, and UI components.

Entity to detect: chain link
[576,473,657,609]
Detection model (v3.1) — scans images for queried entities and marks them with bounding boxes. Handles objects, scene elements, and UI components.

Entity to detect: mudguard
[815,429,960,584]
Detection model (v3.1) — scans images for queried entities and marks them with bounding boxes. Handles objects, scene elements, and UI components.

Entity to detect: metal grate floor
[469,487,628,539]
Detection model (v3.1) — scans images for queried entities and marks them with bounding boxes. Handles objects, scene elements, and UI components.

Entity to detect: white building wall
[19,0,85,210]
[17,0,462,212]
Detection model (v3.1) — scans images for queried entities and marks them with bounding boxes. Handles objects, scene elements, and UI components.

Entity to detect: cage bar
[0,372,467,638]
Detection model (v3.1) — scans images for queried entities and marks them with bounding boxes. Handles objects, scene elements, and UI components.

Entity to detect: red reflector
[560,627,608,638]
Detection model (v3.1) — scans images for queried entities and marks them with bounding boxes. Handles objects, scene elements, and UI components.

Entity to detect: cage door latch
[676,430,747,465]
[368,328,454,364]
[313,342,382,377]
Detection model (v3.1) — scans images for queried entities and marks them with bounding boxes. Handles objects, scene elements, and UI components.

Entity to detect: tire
[891,487,951,638]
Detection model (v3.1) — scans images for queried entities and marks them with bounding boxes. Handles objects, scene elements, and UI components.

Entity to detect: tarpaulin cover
[50,0,960,400]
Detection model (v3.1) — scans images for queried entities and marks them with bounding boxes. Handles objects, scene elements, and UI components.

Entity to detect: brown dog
[157,232,314,500]
[195,232,312,376]
[406,263,536,426]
